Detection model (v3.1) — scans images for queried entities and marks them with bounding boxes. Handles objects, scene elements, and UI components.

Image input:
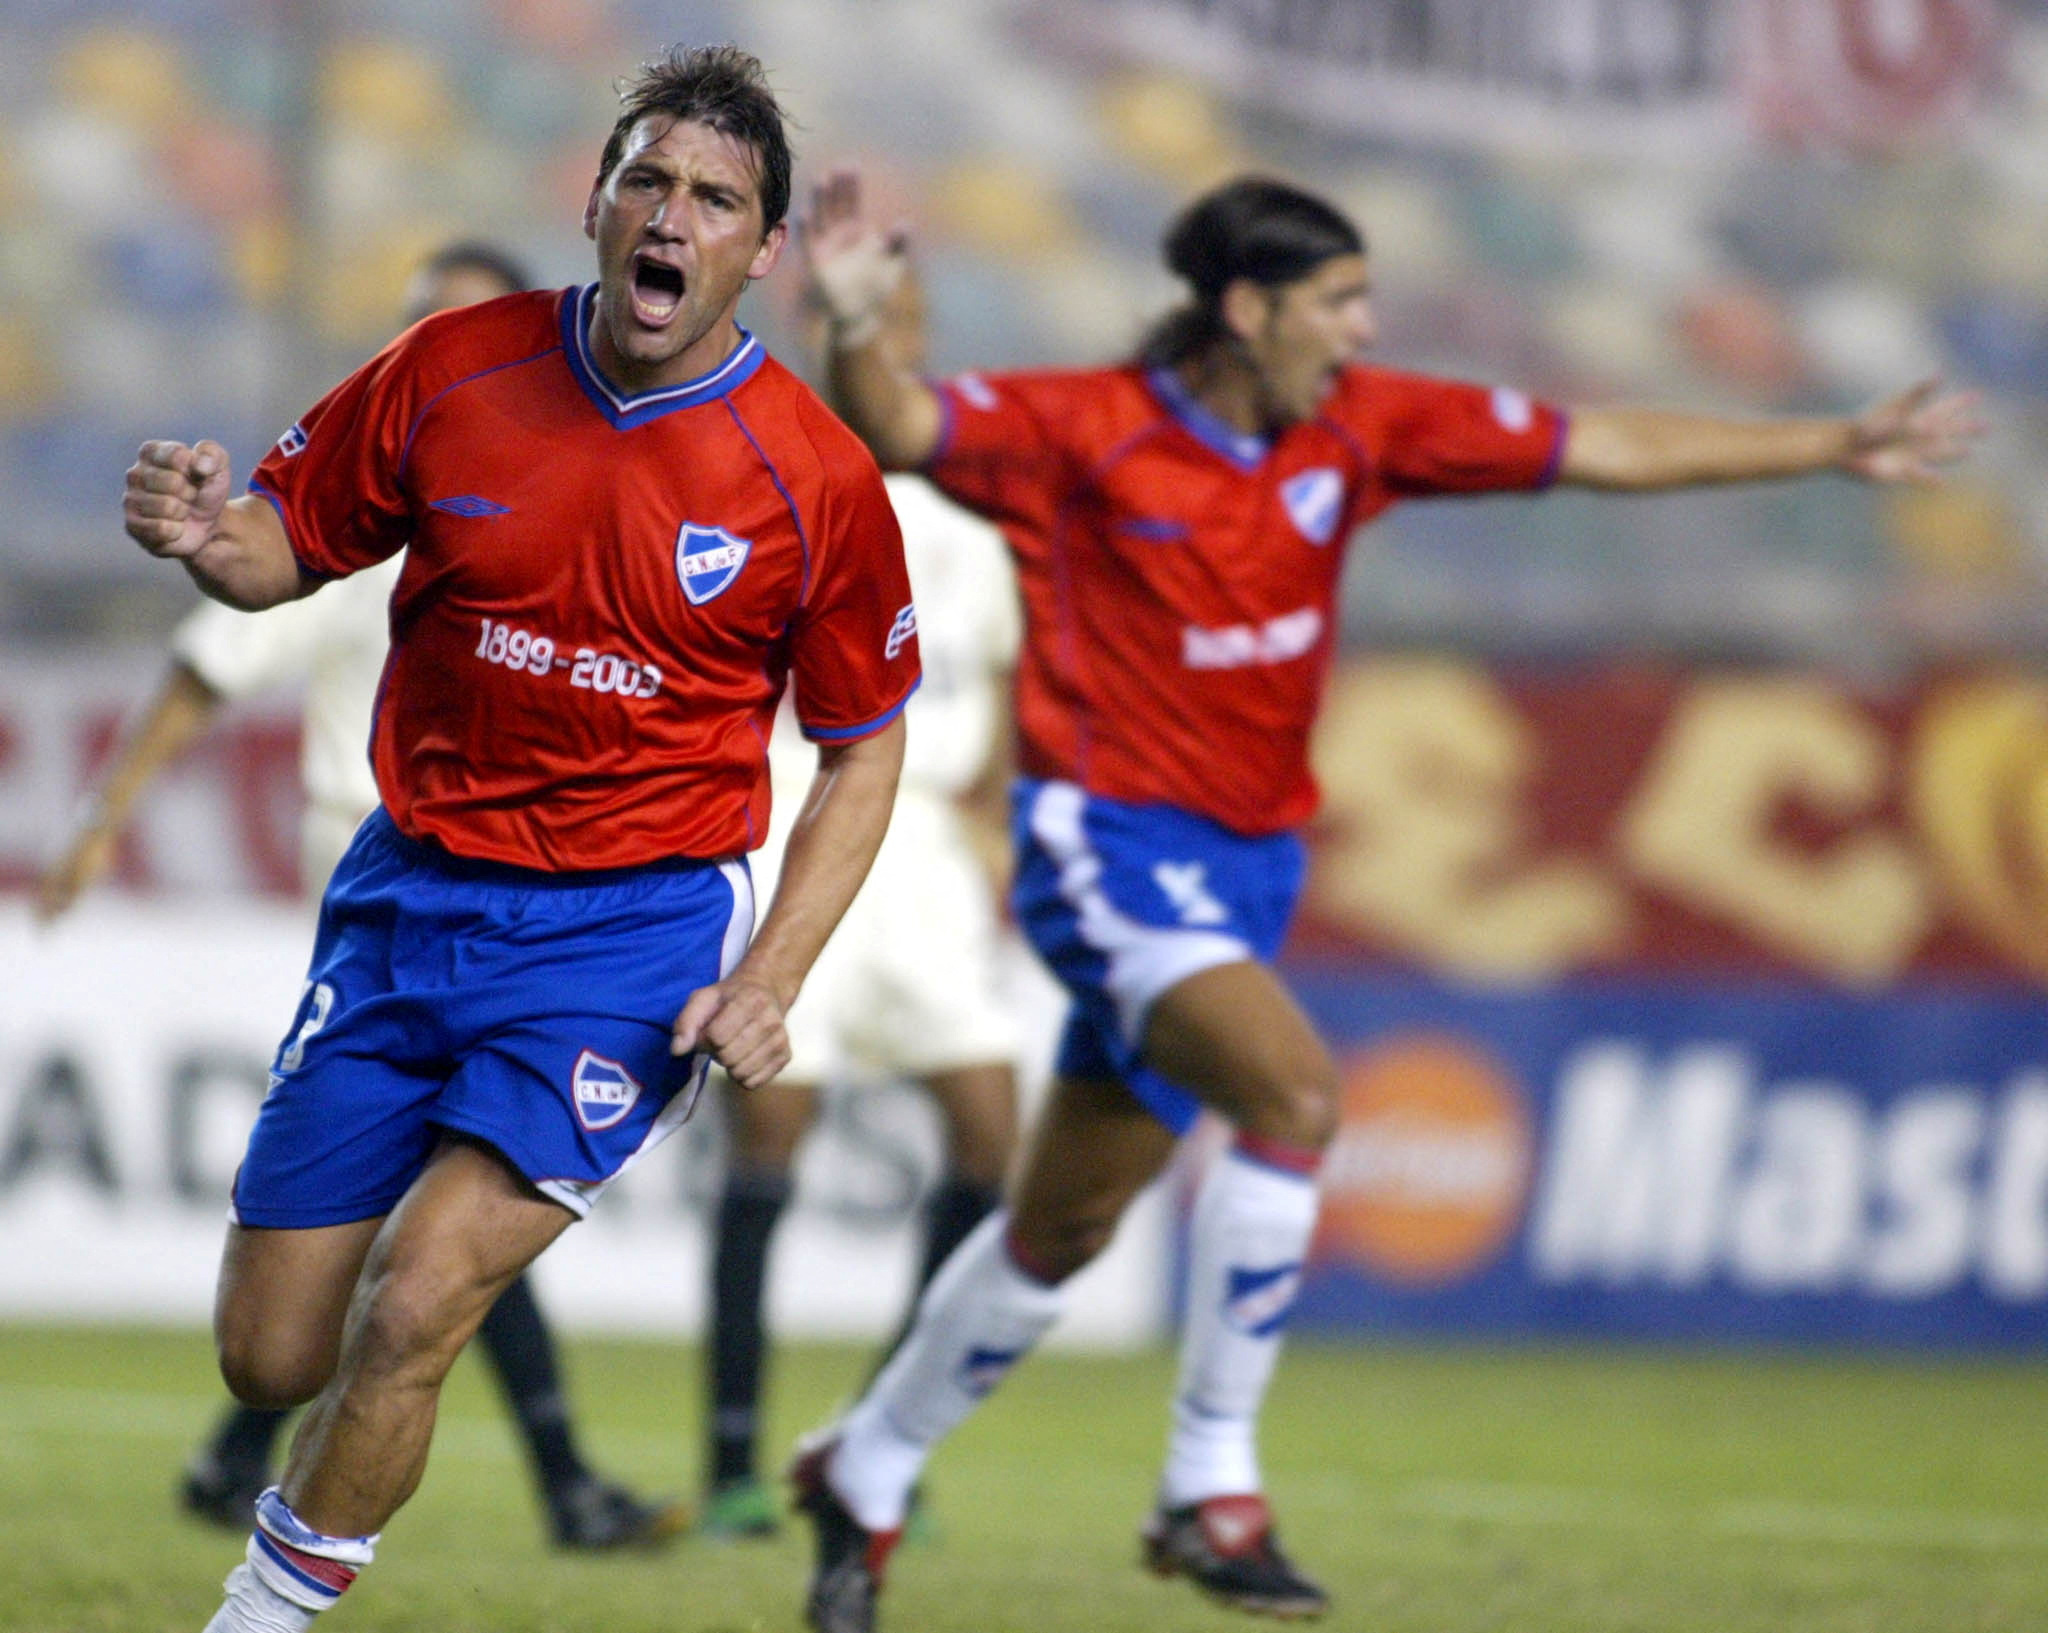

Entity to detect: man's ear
[1219,277,1269,346]
[582,180,603,242]
[747,220,790,282]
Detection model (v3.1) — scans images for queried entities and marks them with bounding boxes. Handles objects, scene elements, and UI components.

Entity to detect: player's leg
[910,1060,1016,1288]
[1134,959,1335,1618]
[472,1273,687,1549]
[796,1071,1174,1633]
[205,1139,574,1633]
[704,1073,821,1536]
[186,1219,384,1532]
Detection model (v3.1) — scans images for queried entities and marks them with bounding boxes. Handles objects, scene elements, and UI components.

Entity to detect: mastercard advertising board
[1276,659,2048,1348]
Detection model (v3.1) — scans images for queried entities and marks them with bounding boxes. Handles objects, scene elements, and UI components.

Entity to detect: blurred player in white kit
[38,242,687,1554]
[701,453,1022,1537]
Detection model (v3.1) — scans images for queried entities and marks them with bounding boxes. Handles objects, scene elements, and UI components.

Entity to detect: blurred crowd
[2,0,2046,665]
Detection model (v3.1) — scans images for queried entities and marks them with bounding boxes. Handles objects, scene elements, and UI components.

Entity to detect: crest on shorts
[571,1049,642,1132]
[675,524,752,606]
[1280,467,1343,546]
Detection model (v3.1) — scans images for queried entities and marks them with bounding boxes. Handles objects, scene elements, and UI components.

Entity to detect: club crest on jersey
[1224,1262,1303,1338]
[571,1049,642,1132]
[675,524,752,606]
[1280,467,1343,546]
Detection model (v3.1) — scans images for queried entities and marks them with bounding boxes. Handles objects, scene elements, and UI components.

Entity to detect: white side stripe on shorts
[1026,781,1250,1044]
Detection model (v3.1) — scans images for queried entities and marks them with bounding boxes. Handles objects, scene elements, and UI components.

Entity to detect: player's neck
[586,302,745,397]
[1175,352,1271,439]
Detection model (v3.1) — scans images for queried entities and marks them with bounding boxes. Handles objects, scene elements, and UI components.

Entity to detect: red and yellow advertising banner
[1298,657,2048,989]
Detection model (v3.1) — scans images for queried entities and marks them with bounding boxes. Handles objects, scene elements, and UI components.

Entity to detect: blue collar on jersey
[1145,365,1271,470]
[561,283,766,429]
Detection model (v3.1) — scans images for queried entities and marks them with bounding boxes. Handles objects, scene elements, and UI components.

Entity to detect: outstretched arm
[671,716,906,1090]
[36,661,223,923]
[803,169,945,470]
[1559,381,1986,492]
[124,439,311,610]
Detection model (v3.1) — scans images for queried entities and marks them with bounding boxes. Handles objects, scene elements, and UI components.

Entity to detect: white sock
[212,1487,379,1627]
[1160,1139,1321,1507]
[202,1564,317,1633]
[829,1212,1065,1530]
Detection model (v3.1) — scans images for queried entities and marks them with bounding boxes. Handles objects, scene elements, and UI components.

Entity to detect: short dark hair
[421,240,533,295]
[596,44,794,233]
[1139,177,1366,366]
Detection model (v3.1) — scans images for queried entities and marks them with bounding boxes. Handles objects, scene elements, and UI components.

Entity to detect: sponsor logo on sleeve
[571,1049,643,1132]
[276,423,309,458]
[1280,467,1344,546]
[952,372,998,411]
[885,602,918,659]
[1490,387,1534,433]
[675,524,752,606]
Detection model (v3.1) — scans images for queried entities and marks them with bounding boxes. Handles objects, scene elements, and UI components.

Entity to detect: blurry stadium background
[7,3,2048,1627]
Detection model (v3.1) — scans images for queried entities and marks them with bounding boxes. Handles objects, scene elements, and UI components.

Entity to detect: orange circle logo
[1315,1032,1533,1287]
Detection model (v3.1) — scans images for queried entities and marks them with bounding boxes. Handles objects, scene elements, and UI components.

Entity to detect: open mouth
[630,255,685,324]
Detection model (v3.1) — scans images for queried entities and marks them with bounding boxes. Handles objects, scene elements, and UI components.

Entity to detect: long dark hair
[1138,177,1365,367]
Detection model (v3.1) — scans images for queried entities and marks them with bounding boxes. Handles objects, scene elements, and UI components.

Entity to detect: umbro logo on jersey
[276,422,308,458]
[952,372,998,411]
[676,523,752,605]
[885,602,917,659]
[571,1049,642,1132]
[430,495,511,517]
[1280,467,1343,546]
[1224,1262,1303,1338]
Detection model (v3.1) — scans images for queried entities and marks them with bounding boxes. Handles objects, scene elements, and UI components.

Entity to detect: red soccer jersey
[249,286,919,871]
[925,362,1565,835]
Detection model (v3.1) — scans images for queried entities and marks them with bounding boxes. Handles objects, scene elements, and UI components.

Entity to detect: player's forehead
[614,115,764,199]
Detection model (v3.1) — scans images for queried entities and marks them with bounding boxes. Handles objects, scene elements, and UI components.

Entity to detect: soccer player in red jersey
[788,169,1985,1629]
[121,50,918,1633]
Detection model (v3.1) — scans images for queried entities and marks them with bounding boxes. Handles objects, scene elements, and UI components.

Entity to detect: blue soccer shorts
[1010,778,1306,1136]
[231,810,754,1227]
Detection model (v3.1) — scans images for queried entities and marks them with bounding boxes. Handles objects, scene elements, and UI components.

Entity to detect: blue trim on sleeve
[245,476,336,583]
[801,676,920,742]
[1537,409,1571,490]
[921,379,958,471]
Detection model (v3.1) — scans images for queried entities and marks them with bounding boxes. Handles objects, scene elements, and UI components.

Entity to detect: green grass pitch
[3,1324,2046,1631]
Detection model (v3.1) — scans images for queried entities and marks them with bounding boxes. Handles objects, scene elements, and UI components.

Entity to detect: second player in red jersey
[789,167,1985,1633]
[926,362,1561,833]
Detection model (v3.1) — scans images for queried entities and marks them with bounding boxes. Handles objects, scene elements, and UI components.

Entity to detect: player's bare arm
[672,715,907,1089]
[35,662,222,924]
[1559,379,1987,491]
[123,439,310,610]
[802,168,944,469]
